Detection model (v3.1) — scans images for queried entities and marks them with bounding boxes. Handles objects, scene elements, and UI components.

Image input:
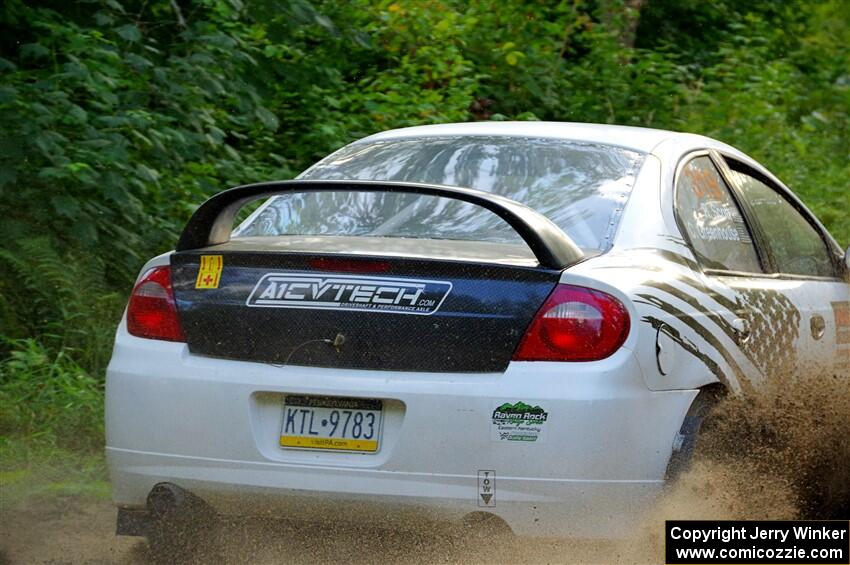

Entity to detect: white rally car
[107,122,850,551]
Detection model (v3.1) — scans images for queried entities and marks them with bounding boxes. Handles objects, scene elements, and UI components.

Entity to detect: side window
[675,156,763,273]
[728,168,836,278]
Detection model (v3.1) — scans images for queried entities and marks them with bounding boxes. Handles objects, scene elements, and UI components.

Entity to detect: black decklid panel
[170,248,559,373]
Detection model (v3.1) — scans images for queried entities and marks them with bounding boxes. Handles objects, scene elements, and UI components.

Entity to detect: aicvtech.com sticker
[491,401,548,443]
[246,273,452,315]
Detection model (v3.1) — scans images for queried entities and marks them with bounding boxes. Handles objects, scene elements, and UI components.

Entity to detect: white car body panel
[106,321,695,537]
[107,122,849,538]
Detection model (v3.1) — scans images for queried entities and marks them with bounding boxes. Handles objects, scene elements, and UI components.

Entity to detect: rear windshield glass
[235,136,645,253]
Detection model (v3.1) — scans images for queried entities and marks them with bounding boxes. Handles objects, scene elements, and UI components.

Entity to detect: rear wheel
[459,511,514,545]
[145,484,219,564]
[664,385,725,483]
[665,382,850,519]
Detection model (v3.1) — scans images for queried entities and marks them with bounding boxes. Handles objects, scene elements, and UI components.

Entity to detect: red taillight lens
[513,284,630,362]
[126,266,186,342]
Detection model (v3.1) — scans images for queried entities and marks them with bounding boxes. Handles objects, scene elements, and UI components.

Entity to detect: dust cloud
[1,368,847,564]
[623,368,850,563]
[688,369,850,521]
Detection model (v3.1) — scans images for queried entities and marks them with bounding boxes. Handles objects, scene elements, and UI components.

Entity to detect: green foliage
[340,1,479,129]
[0,437,109,508]
[0,0,846,448]
[0,238,123,371]
[0,339,103,450]
[668,2,850,243]
[0,0,292,280]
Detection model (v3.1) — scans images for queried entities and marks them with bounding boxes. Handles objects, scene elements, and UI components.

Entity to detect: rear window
[235,136,645,253]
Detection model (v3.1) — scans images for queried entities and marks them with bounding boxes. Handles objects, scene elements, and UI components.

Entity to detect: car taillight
[126,266,186,342]
[513,284,630,362]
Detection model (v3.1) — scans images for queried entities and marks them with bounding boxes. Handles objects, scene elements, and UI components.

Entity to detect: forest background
[0,0,847,466]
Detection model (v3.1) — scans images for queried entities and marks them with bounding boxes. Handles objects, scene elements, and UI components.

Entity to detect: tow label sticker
[247,273,452,315]
[491,401,548,443]
[195,255,223,289]
[478,470,495,507]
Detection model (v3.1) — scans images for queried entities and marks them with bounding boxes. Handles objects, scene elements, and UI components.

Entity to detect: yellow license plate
[280,396,382,453]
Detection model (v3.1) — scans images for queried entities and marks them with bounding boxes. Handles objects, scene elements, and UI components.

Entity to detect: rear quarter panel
[569,148,748,393]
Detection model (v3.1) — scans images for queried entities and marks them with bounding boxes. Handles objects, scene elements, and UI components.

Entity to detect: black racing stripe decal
[650,248,701,273]
[728,286,801,379]
[673,275,740,314]
[659,234,690,247]
[636,293,754,394]
[643,280,768,381]
[643,315,728,386]
[606,247,738,310]
[643,281,740,351]
[611,247,744,313]
[594,247,801,387]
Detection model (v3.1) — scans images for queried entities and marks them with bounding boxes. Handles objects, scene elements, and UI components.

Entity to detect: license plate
[280,396,382,452]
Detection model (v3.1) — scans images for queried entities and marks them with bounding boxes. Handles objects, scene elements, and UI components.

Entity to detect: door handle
[731,317,751,344]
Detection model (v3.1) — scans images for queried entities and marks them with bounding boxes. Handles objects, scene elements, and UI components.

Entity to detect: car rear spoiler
[176,180,585,270]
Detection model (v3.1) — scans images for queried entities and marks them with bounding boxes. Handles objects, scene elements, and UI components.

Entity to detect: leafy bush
[0,339,103,450]
[0,0,292,280]
[0,239,123,372]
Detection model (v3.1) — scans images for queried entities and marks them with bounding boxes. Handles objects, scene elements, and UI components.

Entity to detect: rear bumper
[108,448,664,538]
[106,325,697,538]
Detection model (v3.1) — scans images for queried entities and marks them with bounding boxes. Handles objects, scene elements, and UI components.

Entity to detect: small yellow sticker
[195,255,223,289]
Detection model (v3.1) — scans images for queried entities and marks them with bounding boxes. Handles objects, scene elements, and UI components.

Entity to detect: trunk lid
[171,236,560,373]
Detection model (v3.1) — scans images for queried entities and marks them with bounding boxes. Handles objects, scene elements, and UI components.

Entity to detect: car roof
[356,121,718,154]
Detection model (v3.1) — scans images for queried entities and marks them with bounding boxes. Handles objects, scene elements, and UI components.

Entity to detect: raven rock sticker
[491,401,548,443]
[247,273,452,315]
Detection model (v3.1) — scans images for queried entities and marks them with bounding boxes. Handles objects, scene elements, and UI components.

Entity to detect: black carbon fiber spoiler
[176,180,585,270]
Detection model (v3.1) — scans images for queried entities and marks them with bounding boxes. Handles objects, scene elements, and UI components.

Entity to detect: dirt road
[0,456,841,565]
[1,498,142,565]
[0,497,629,564]
[3,370,846,564]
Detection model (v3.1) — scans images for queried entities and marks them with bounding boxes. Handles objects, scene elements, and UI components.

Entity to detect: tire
[664,385,724,483]
[145,484,219,564]
[460,511,514,540]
